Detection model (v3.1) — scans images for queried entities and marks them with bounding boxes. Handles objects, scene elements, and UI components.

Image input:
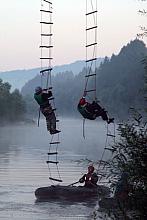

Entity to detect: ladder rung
[40,68,52,73]
[41,87,52,90]
[98,181,110,184]
[48,87,52,90]
[104,147,111,150]
[40,46,53,48]
[85,73,96,77]
[47,152,58,155]
[50,141,60,145]
[86,10,98,16]
[85,89,96,93]
[40,57,53,60]
[40,22,53,25]
[46,161,59,164]
[43,0,52,4]
[107,134,115,137]
[48,97,54,101]
[86,58,97,63]
[49,177,62,182]
[40,10,52,13]
[41,34,53,37]
[86,26,97,31]
[86,43,97,47]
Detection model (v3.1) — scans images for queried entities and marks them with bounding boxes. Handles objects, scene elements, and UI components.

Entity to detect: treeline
[21,39,147,119]
[0,79,26,123]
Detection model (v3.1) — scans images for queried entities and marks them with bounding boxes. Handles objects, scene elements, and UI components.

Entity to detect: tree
[9,89,26,120]
[107,111,147,219]
[0,79,26,122]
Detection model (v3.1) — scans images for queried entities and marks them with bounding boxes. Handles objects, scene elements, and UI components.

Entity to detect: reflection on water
[0,118,112,219]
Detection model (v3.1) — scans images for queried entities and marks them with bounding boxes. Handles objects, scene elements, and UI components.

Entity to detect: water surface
[0,118,113,219]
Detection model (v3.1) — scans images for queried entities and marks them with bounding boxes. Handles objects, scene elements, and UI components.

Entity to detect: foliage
[107,111,147,218]
[0,79,26,122]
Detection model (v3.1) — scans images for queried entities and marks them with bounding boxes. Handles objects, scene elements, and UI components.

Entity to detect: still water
[0,118,112,220]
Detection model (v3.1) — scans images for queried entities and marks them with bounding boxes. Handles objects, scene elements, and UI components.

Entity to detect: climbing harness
[40,0,62,184]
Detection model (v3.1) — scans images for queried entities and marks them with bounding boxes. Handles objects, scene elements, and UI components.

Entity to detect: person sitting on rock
[77,97,114,124]
[34,86,60,135]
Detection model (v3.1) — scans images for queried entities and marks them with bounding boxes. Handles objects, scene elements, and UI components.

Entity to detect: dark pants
[86,102,109,122]
[41,107,56,132]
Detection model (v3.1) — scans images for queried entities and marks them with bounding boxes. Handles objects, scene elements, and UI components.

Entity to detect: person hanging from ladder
[79,165,98,188]
[77,96,114,124]
[34,86,60,135]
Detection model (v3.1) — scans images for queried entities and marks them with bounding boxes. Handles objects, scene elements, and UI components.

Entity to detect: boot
[108,118,114,124]
[50,130,61,135]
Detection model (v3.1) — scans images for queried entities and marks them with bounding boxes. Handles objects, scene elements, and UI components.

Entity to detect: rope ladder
[40,0,62,184]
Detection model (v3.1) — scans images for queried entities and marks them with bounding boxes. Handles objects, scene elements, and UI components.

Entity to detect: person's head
[88,165,94,173]
[35,86,42,94]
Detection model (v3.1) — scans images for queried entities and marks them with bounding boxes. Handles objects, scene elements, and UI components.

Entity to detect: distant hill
[0,59,103,91]
[21,39,147,119]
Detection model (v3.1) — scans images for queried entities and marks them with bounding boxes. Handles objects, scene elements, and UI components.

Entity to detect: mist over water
[0,117,114,220]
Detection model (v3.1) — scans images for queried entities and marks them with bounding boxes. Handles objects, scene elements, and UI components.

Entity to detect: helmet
[79,97,86,106]
[88,165,94,173]
[35,86,42,93]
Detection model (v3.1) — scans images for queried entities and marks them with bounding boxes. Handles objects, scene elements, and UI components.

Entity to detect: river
[0,118,113,220]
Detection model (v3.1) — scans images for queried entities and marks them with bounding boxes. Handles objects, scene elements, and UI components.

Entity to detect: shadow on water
[35,196,98,207]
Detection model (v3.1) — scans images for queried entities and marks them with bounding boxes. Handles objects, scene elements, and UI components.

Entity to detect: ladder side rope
[97,122,116,184]
[40,1,43,87]
[82,0,98,137]
[82,118,86,139]
[84,0,97,102]
[47,133,62,183]
[85,0,116,186]
[40,0,62,184]
[47,135,54,184]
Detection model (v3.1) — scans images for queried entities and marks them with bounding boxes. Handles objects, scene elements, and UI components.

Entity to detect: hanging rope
[84,1,116,186]
[82,0,98,137]
[40,0,62,184]
[96,122,116,184]
[84,0,98,102]
[82,118,86,139]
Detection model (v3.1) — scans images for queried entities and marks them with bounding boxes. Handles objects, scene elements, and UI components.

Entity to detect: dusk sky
[0,0,146,71]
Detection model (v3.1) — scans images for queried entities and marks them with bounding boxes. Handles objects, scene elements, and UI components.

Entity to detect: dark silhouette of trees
[105,111,147,219]
[0,79,26,122]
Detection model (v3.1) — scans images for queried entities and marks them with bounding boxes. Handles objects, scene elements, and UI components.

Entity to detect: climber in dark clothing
[79,165,98,188]
[77,97,114,124]
[34,86,60,135]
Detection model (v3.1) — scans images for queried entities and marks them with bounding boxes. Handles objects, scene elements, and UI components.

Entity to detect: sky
[0,0,146,71]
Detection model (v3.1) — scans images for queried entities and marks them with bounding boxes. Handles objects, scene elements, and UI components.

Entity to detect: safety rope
[40,0,62,184]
